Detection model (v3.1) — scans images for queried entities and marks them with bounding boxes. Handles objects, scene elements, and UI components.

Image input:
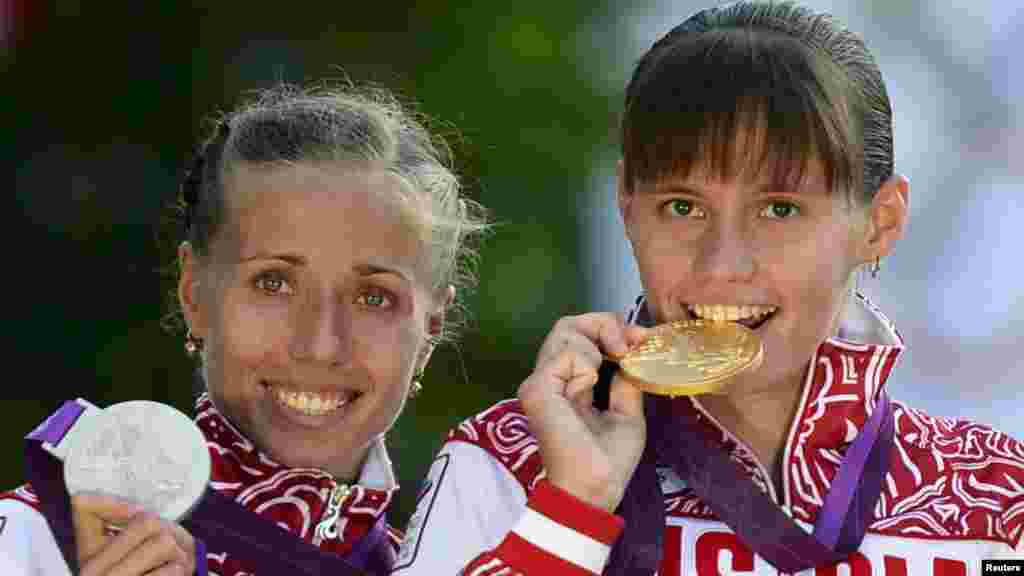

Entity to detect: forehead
[219,163,430,278]
[622,27,860,201]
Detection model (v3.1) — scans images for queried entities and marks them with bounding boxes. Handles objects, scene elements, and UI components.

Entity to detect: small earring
[870,257,881,279]
[410,369,425,398]
[185,329,204,356]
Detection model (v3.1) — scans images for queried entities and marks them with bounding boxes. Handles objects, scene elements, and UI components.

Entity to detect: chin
[269,440,357,474]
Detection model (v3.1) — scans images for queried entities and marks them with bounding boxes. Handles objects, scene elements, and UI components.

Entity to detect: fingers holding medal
[520,313,651,512]
[533,313,652,376]
[518,311,764,512]
[73,492,196,576]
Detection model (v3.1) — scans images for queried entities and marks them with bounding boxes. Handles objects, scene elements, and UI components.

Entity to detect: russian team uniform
[0,394,402,575]
[394,296,1024,575]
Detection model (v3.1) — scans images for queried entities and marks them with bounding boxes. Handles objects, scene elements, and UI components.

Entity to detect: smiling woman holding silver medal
[393,1,1024,574]
[0,82,488,575]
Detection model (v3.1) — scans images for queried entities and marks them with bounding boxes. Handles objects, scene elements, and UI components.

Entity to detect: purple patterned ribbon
[24,400,393,576]
[24,400,88,574]
[346,510,393,570]
[183,491,393,576]
[602,305,895,574]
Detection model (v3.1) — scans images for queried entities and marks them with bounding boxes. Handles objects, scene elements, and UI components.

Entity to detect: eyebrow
[354,263,411,282]
[240,253,412,282]
[651,183,706,197]
[240,252,307,266]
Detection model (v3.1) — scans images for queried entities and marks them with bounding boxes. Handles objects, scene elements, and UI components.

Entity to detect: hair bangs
[623,27,860,197]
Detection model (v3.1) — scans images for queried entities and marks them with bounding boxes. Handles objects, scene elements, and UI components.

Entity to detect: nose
[289,291,353,366]
[693,221,756,284]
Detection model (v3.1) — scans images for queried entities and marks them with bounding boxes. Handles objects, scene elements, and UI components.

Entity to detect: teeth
[688,304,777,322]
[271,386,347,416]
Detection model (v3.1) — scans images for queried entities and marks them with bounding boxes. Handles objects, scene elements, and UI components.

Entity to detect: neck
[326,453,366,486]
[697,366,806,487]
[295,444,368,485]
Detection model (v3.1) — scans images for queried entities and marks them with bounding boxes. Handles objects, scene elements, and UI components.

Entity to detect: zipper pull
[313,482,350,546]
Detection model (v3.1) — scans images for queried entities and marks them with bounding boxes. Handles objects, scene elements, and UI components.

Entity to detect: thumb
[623,325,656,348]
[71,492,142,560]
[72,492,144,524]
[608,373,645,418]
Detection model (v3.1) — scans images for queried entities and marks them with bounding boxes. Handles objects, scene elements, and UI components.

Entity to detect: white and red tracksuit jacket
[0,393,402,575]
[393,295,1024,575]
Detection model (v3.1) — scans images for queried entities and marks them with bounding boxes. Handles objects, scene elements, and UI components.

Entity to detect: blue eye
[760,201,801,220]
[254,272,293,295]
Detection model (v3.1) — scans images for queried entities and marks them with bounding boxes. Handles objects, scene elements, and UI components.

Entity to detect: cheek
[761,220,850,279]
[811,230,862,287]
[630,225,694,291]
[641,260,684,302]
[215,300,287,380]
[358,324,421,432]
[769,227,861,337]
[356,315,421,387]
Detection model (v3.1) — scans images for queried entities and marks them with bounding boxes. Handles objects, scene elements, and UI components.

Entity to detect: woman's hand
[72,492,197,576]
[518,313,651,513]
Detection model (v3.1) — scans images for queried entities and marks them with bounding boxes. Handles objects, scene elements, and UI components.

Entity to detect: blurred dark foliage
[7,0,620,527]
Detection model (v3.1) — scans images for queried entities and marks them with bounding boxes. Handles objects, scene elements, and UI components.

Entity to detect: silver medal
[62,400,211,522]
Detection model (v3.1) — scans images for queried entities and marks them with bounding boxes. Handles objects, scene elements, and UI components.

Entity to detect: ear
[861,174,910,262]
[429,284,456,336]
[177,242,208,340]
[617,160,635,240]
[418,284,455,370]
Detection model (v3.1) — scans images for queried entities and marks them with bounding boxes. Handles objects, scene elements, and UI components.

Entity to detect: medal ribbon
[184,490,393,576]
[602,304,896,574]
[24,400,393,576]
[24,400,89,575]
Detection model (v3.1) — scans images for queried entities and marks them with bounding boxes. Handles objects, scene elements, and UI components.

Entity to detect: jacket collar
[630,292,905,501]
[194,393,397,491]
[787,292,904,453]
[194,393,397,529]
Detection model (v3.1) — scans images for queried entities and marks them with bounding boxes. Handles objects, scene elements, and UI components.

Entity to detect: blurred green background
[9,0,1024,537]
[6,0,630,528]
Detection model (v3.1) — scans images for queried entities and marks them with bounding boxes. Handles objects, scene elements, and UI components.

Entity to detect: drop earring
[185,329,204,356]
[410,369,425,398]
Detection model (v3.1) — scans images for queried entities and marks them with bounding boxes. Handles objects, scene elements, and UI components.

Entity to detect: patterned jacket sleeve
[391,438,624,575]
[1008,492,1024,556]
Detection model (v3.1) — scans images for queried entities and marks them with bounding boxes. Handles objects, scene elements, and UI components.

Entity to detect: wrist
[548,476,622,513]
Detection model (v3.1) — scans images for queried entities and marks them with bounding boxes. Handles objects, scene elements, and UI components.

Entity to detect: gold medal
[612,319,764,396]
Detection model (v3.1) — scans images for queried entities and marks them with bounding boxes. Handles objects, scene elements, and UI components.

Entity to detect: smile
[262,381,360,417]
[687,303,778,330]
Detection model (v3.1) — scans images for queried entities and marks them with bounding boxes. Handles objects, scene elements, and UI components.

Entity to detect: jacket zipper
[313,481,351,546]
